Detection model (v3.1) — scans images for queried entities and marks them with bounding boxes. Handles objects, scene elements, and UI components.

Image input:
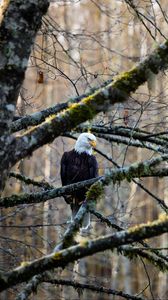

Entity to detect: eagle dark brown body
[61,149,98,205]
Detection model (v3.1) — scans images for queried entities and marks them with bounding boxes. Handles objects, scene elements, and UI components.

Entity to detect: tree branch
[91,209,168,270]
[11,80,112,133]
[0,215,168,292]
[15,201,89,300]
[76,125,168,146]
[9,172,54,190]
[44,278,146,300]
[1,154,168,209]
[4,38,168,172]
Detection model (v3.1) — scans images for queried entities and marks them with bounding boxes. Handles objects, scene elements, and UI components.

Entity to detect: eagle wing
[60,152,72,204]
[60,150,98,204]
[88,155,98,179]
[60,151,68,186]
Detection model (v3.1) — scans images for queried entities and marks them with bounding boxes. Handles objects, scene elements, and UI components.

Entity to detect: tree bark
[0,215,168,292]
[0,0,49,191]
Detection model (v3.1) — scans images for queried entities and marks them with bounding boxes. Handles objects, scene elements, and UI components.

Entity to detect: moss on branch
[0,216,168,292]
[1,154,168,209]
[44,278,146,300]
[6,39,168,168]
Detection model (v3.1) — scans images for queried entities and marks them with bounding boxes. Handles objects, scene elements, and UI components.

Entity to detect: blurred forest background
[1,0,168,299]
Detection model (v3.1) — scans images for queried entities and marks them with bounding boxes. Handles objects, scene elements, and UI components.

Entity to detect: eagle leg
[70,202,91,233]
[81,211,91,231]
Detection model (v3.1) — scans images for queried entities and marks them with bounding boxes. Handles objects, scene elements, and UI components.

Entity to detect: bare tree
[0,1,168,299]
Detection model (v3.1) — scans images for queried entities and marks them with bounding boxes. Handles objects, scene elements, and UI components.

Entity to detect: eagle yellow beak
[89,140,96,148]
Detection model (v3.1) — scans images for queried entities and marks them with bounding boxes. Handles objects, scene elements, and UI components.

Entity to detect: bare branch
[9,172,54,190]
[44,278,146,300]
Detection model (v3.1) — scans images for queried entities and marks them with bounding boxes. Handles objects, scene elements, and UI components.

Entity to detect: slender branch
[125,0,166,40]
[64,131,167,154]
[134,180,168,212]
[9,172,54,190]
[94,147,168,212]
[54,202,89,251]
[119,245,168,272]
[44,278,146,300]
[90,209,122,231]
[76,125,168,147]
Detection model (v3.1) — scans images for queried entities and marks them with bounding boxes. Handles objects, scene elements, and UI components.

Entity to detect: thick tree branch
[0,177,98,208]
[0,0,49,133]
[4,38,168,174]
[91,209,168,270]
[1,154,168,209]
[93,146,168,212]
[0,215,168,292]
[11,80,112,133]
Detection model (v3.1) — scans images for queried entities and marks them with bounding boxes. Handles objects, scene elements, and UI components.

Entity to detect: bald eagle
[61,132,98,231]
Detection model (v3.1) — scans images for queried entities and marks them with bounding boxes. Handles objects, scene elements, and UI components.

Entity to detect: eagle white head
[75,132,97,155]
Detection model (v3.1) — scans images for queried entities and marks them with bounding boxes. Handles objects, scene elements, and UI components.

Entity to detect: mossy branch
[0,215,168,292]
[9,172,53,190]
[5,38,168,170]
[64,130,167,155]
[0,177,98,208]
[1,154,168,209]
[119,245,168,272]
[44,278,146,300]
[91,209,168,271]
[11,80,112,133]
[16,202,89,300]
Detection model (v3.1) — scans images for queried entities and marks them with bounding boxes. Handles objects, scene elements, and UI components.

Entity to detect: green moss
[112,171,126,185]
[67,98,97,125]
[86,181,104,201]
[80,240,89,247]
[45,114,57,123]
[52,252,62,260]
[20,261,30,267]
[128,215,168,234]
[112,67,143,95]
